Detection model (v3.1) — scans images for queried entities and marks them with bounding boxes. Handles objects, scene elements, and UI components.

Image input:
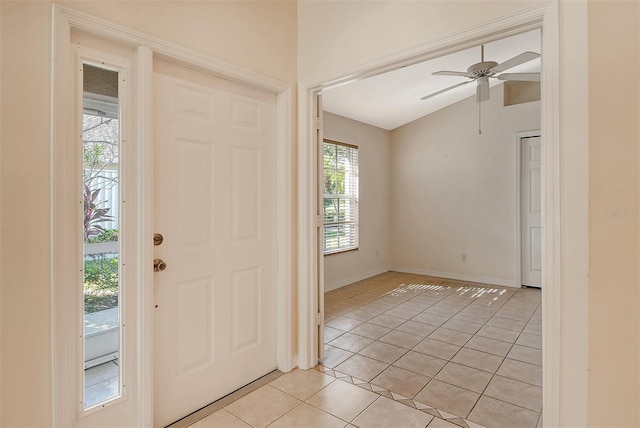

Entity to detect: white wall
[390,84,540,286]
[323,112,391,290]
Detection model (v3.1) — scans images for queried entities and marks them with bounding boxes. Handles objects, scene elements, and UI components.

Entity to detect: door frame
[297,2,562,426]
[514,130,542,288]
[52,6,294,426]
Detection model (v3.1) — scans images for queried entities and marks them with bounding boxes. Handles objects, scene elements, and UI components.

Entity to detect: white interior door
[521,135,542,287]
[153,60,277,427]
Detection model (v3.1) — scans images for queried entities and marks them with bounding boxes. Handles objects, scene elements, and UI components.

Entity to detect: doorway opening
[298,4,558,426]
[517,132,542,289]
[317,30,542,426]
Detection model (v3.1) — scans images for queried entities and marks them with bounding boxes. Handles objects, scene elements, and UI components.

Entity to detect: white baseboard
[324,267,391,292]
[390,266,518,288]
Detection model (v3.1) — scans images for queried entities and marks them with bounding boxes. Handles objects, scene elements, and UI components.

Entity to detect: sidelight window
[81,62,122,409]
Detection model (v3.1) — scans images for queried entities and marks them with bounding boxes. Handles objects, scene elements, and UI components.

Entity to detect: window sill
[324,248,359,257]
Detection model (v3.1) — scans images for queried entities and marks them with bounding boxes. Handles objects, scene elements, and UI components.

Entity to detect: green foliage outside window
[323,141,358,254]
[84,253,119,313]
[83,114,120,313]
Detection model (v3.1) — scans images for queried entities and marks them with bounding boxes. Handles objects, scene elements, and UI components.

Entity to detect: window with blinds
[323,140,359,254]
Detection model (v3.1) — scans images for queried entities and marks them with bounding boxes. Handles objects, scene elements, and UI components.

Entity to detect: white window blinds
[323,140,359,254]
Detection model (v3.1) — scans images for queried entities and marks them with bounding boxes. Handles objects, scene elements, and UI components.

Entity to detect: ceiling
[321,29,541,131]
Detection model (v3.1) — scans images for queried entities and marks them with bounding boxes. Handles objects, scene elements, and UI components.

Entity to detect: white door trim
[134,44,155,425]
[514,130,542,288]
[316,95,325,361]
[297,2,562,426]
[52,6,294,427]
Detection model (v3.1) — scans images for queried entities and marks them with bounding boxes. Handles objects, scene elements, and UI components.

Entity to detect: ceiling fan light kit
[467,61,499,76]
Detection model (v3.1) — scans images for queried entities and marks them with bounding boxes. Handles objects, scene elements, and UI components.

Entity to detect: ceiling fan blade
[420,80,473,100]
[476,78,490,103]
[432,70,472,78]
[491,51,540,73]
[495,72,540,82]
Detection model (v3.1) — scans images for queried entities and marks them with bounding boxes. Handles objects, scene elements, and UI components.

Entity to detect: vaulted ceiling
[321,29,541,131]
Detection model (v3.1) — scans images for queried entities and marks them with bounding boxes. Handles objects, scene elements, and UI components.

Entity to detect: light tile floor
[188,272,542,428]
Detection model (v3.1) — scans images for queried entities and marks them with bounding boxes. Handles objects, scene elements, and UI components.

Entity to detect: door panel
[231,267,261,352]
[175,276,215,374]
[521,135,542,287]
[232,147,261,242]
[153,60,277,427]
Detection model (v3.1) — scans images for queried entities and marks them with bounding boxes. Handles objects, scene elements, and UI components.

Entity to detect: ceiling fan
[421,45,541,103]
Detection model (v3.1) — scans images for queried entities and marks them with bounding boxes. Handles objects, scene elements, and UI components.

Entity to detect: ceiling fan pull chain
[478,101,482,134]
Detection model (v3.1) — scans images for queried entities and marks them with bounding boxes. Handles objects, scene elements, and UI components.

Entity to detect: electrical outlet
[461,253,468,262]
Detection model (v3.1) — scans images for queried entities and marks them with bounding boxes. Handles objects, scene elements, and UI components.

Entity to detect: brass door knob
[153,233,164,246]
[153,259,167,272]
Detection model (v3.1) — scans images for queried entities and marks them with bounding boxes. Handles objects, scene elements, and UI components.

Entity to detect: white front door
[521,135,542,287]
[153,60,278,427]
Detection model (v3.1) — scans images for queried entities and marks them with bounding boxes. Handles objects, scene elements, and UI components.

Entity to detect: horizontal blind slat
[322,140,358,254]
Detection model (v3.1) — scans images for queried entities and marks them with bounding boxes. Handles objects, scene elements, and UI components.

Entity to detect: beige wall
[1,2,55,425]
[587,1,640,426]
[60,0,297,83]
[0,2,297,426]
[323,113,391,290]
[2,0,639,426]
[390,84,540,286]
[297,0,543,80]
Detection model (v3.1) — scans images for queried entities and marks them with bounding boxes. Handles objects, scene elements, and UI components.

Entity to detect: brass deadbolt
[153,259,167,272]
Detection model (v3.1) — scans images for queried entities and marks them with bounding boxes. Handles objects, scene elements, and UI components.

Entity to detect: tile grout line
[443,289,542,424]
[280,375,356,426]
[348,394,384,426]
[315,364,485,428]
[464,288,541,422]
[324,276,541,427]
